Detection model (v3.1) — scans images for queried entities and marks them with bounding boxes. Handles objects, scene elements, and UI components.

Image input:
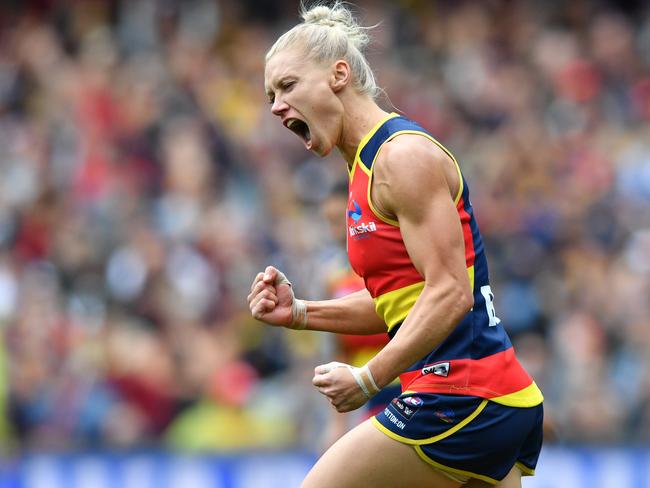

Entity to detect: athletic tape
[273,270,308,330]
[350,367,371,398]
[291,299,308,330]
[318,361,379,399]
[360,364,380,395]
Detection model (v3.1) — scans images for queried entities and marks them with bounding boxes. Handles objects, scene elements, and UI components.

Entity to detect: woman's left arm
[313,134,474,412]
[366,134,474,389]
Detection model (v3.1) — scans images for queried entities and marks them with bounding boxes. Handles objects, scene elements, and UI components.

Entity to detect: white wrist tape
[320,361,380,399]
[273,270,308,330]
[291,298,308,330]
[350,367,371,397]
[352,364,380,398]
[361,364,380,394]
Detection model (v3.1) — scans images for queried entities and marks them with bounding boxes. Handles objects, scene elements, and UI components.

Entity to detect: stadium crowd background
[0,0,649,455]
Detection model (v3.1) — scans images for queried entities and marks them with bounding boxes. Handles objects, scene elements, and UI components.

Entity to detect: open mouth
[285,118,312,149]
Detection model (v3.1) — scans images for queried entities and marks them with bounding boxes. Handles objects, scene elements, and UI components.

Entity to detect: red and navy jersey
[346,113,543,408]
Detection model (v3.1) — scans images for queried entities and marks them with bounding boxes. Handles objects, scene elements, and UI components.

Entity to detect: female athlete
[248,3,544,487]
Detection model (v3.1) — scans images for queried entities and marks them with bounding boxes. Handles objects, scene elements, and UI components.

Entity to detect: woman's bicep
[398,185,471,295]
[374,138,471,294]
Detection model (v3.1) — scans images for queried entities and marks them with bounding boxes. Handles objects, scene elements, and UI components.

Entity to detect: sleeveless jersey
[346,113,543,408]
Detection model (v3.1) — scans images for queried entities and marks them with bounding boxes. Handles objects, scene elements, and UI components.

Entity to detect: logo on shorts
[402,396,423,407]
[434,409,455,424]
[421,362,450,377]
[383,408,406,430]
[391,396,422,420]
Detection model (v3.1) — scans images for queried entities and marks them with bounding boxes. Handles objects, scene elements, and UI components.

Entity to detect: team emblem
[402,396,423,407]
[391,396,422,420]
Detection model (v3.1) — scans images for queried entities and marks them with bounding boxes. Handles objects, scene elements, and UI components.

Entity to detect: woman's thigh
[301,419,461,488]
[465,466,521,488]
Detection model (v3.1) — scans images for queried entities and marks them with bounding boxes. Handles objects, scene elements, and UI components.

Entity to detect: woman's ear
[331,60,351,93]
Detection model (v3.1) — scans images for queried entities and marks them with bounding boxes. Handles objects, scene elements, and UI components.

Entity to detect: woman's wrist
[354,364,380,397]
[290,298,308,329]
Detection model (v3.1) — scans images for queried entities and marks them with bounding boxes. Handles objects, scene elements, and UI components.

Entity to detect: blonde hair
[266,1,379,99]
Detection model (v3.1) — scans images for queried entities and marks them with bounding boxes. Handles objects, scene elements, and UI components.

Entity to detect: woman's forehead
[265,55,307,95]
[266,49,307,77]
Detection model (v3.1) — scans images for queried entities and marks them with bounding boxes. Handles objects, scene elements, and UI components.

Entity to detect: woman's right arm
[248,266,386,335]
[305,288,386,334]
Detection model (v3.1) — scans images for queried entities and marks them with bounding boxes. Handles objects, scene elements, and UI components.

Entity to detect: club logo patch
[391,396,422,420]
[402,396,423,407]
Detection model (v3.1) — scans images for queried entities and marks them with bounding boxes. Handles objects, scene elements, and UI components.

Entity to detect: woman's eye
[282,81,295,91]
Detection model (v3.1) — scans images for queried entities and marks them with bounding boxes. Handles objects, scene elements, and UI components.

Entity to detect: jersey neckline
[348,112,400,178]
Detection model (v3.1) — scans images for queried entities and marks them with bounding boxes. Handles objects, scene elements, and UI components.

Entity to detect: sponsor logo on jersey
[421,361,450,377]
[348,199,362,223]
[347,199,377,238]
[349,221,377,236]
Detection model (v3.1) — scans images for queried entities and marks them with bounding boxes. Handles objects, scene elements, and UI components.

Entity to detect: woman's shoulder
[376,132,453,177]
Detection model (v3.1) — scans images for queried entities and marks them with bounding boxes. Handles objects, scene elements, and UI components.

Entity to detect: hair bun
[301,3,369,51]
[303,5,349,27]
[266,2,379,100]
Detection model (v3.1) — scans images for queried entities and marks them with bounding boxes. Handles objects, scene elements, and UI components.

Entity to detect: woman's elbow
[459,287,474,315]
[449,283,474,320]
[426,279,474,321]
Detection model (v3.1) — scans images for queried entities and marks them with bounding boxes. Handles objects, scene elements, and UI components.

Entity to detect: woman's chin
[307,137,334,157]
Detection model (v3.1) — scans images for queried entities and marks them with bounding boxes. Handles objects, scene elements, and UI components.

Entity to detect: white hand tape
[318,361,379,399]
[273,270,307,330]
[350,367,371,398]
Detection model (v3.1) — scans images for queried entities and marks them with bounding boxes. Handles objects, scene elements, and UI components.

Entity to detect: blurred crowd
[0,0,649,453]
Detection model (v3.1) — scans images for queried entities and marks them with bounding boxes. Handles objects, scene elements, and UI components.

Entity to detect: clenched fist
[247,266,307,329]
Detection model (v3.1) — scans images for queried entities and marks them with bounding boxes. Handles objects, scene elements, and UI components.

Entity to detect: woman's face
[265,48,344,157]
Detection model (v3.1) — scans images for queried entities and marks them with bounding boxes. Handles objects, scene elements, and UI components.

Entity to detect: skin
[264,48,389,161]
[249,46,524,488]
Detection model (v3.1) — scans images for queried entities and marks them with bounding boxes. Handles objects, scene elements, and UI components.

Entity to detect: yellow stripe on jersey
[489,382,544,407]
[349,112,400,180]
[467,265,475,292]
[374,281,425,331]
[375,266,474,331]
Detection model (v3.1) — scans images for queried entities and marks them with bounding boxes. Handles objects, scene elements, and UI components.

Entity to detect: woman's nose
[271,97,288,116]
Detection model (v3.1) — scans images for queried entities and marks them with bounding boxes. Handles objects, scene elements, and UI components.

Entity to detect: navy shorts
[372,392,543,485]
[366,383,403,417]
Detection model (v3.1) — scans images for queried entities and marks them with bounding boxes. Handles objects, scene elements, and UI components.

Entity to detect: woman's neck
[337,95,390,168]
